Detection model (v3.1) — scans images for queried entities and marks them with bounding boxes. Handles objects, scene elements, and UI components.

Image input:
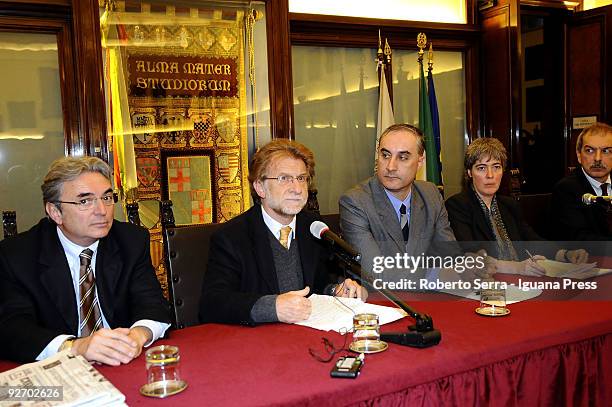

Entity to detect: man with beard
[199,140,365,325]
[551,122,612,240]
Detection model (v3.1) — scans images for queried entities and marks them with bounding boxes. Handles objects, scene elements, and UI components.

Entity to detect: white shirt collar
[56,226,99,257]
[56,227,100,284]
[260,205,296,246]
[581,167,611,196]
[383,187,412,224]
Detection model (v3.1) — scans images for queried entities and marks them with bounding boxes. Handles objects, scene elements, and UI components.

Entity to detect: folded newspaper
[0,351,126,406]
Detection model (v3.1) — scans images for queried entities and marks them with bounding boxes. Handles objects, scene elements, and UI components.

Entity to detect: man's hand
[71,328,140,366]
[127,326,153,358]
[460,250,496,281]
[334,279,368,300]
[565,249,589,264]
[276,286,312,323]
[495,256,546,276]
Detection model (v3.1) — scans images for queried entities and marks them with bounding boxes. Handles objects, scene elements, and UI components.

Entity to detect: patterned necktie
[279,226,292,249]
[399,204,409,241]
[79,249,102,336]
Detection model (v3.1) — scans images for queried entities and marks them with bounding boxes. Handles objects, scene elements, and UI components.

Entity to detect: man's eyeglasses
[56,193,117,211]
[262,175,309,185]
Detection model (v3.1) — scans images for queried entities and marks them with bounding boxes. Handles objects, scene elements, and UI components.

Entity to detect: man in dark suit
[199,140,365,325]
[0,157,170,364]
[551,122,612,241]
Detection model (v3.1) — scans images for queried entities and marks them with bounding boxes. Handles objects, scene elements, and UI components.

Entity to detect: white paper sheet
[438,283,542,304]
[295,294,407,333]
[570,267,612,279]
[539,259,612,280]
[540,259,597,278]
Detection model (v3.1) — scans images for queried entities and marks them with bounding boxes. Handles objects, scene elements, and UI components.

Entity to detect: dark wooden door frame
[564,5,612,171]
[0,5,81,156]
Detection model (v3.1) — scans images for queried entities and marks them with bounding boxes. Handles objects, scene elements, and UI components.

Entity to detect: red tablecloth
[3,300,610,406]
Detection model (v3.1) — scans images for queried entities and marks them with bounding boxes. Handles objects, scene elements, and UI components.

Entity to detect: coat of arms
[136,156,160,188]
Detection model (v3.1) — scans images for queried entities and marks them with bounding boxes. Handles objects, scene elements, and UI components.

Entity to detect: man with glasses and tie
[552,122,612,241]
[339,124,459,281]
[0,157,170,364]
[200,139,365,325]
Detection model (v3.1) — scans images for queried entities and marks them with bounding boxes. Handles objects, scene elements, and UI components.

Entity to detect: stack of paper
[540,259,596,277]
[296,294,407,333]
[0,351,126,406]
[539,259,612,279]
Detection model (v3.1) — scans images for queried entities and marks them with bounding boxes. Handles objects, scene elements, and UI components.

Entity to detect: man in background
[551,122,612,241]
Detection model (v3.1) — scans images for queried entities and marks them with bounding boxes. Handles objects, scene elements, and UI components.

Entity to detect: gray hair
[576,122,612,152]
[42,156,112,207]
[463,137,507,186]
[464,137,507,171]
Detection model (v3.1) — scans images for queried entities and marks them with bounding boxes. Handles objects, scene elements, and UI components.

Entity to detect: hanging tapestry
[102,4,252,294]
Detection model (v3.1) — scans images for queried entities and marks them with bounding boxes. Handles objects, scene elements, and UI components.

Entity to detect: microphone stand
[331,252,441,348]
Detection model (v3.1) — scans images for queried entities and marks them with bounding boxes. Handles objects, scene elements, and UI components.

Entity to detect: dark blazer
[0,218,171,362]
[551,168,611,241]
[199,205,331,325]
[445,189,545,260]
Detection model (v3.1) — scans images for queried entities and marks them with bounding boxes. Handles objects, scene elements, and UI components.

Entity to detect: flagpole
[375,31,395,169]
[427,42,443,187]
[417,32,440,185]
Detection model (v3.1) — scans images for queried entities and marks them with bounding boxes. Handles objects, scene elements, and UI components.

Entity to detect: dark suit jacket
[199,205,332,325]
[551,169,611,241]
[445,189,546,260]
[0,218,171,362]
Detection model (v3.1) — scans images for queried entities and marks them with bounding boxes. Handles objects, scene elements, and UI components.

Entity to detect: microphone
[582,193,612,205]
[309,221,361,263]
[313,221,442,348]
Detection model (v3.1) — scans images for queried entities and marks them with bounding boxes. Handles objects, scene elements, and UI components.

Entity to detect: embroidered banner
[102,5,252,294]
[128,55,238,98]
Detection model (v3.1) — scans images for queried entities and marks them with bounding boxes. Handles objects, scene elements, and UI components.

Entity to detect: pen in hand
[525,249,538,264]
[525,249,546,275]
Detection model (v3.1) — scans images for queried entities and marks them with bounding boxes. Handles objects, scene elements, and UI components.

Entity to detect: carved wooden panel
[480,0,521,169]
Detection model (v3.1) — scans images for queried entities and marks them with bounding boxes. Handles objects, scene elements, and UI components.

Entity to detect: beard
[263,191,307,222]
[269,197,306,217]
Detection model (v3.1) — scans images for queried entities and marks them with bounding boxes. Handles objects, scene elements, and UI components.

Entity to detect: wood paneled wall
[480,0,522,168]
[565,5,612,169]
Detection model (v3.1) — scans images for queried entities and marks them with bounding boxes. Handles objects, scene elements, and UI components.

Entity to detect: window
[0,32,65,230]
[293,45,467,213]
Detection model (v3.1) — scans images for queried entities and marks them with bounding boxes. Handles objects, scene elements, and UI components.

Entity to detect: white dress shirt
[36,227,170,360]
[261,206,297,248]
[582,167,611,196]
